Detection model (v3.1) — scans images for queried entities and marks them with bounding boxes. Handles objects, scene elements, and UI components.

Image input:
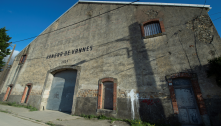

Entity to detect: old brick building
[0,1,221,126]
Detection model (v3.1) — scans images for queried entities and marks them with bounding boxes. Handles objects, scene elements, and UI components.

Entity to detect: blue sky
[1,0,221,52]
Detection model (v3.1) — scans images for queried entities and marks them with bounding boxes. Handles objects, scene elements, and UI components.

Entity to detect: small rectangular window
[144,22,162,37]
[20,55,27,64]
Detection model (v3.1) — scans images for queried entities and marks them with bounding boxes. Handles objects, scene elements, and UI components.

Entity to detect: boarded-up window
[103,82,113,110]
[97,77,117,110]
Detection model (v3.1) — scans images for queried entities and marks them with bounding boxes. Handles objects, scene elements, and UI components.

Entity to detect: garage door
[46,70,77,113]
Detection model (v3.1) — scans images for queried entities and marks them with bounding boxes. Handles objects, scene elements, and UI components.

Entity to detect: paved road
[0,112,44,126]
[0,105,129,126]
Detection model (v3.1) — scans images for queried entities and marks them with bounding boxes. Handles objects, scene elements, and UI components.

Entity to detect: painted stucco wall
[1,2,221,125]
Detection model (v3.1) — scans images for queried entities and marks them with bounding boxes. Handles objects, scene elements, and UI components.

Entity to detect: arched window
[141,18,165,38]
[144,22,162,36]
[97,77,117,111]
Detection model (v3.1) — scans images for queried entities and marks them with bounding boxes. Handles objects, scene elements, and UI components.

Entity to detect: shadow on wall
[71,22,179,125]
[191,65,221,126]
[127,22,179,125]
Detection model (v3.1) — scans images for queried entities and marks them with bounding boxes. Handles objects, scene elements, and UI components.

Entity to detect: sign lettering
[46,45,92,59]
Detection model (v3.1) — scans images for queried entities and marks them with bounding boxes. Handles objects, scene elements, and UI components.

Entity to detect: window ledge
[96,109,117,114]
[144,32,166,39]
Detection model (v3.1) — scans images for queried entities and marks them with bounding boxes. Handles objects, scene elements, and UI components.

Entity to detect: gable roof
[18,0,211,54]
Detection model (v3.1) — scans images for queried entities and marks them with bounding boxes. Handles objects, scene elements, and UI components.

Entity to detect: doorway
[24,85,31,103]
[46,70,77,113]
[173,78,202,125]
[3,85,13,101]
[21,84,32,103]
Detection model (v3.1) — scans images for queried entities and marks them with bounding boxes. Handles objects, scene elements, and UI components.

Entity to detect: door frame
[3,84,14,101]
[40,65,81,114]
[166,72,208,125]
[173,80,202,125]
[21,83,33,103]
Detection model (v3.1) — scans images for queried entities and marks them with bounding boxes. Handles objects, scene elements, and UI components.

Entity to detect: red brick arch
[97,77,117,110]
[166,72,207,115]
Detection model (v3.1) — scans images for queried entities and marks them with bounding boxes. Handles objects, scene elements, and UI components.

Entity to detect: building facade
[0,1,221,126]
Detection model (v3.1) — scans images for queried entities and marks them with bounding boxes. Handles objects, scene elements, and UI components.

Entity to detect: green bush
[207,56,221,86]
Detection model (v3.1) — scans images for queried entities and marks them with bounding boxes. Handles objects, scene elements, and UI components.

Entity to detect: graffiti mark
[54,92,59,99]
[141,99,159,105]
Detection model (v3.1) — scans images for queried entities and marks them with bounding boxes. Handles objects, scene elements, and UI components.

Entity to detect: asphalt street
[0,112,44,126]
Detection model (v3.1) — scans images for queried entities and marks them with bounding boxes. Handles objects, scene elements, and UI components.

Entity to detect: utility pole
[0,44,16,93]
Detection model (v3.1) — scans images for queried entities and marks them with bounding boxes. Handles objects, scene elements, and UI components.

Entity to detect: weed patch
[0,101,38,111]
[78,114,170,126]
[45,121,55,126]
[0,109,9,113]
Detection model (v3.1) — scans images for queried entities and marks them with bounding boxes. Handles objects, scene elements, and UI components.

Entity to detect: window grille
[144,22,162,37]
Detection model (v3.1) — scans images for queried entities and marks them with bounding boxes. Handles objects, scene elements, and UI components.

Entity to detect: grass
[79,114,171,126]
[45,121,55,126]
[0,101,38,111]
[0,109,10,113]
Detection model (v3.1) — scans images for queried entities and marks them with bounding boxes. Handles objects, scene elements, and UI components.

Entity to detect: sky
[2,50,20,65]
[1,0,221,62]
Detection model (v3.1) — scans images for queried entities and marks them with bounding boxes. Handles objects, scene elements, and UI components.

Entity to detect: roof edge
[79,0,211,9]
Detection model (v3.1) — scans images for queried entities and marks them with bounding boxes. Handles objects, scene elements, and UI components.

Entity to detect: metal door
[46,70,77,113]
[103,82,113,110]
[173,78,202,125]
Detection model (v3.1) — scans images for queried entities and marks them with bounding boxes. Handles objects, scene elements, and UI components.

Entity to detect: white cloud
[3,50,20,65]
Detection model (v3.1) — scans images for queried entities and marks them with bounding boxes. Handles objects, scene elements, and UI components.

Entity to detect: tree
[207,56,221,87]
[0,27,12,70]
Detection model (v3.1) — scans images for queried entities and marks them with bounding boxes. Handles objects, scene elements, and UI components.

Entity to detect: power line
[10,0,221,45]
[212,16,221,21]
[210,12,221,16]
[199,0,207,17]
[11,0,139,43]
